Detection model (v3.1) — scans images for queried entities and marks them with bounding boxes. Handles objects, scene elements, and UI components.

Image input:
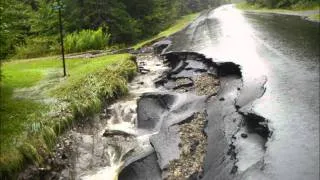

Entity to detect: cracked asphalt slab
[166,4,319,180]
[121,48,270,180]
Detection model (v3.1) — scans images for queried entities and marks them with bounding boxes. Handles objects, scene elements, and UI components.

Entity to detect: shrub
[14,36,60,59]
[65,28,110,53]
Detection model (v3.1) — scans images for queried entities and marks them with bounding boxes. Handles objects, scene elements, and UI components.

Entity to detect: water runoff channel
[59,52,169,179]
[54,37,271,180]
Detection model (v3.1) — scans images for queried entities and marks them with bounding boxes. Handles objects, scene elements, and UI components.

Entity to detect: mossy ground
[0,54,136,178]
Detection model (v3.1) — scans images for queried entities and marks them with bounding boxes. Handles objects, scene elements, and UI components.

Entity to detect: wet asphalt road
[167,4,319,180]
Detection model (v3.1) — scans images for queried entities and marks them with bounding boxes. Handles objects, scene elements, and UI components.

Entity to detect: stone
[103,130,134,138]
[241,133,248,138]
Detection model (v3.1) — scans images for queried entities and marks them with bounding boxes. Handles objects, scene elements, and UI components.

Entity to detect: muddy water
[59,54,168,180]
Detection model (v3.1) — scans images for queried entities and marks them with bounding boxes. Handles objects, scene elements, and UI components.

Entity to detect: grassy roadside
[133,12,200,50]
[309,13,320,21]
[0,54,136,178]
[236,2,320,21]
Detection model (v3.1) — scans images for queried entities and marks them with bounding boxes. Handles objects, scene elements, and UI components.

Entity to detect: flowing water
[60,53,168,180]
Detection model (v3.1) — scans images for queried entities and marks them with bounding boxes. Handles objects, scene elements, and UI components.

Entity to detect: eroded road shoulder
[121,50,271,180]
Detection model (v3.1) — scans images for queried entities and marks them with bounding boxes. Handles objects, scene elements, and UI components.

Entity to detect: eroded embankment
[21,48,271,179]
[120,51,271,180]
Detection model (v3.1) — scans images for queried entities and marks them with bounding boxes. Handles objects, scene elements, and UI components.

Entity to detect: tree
[1,0,223,59]
[0,0,32,59]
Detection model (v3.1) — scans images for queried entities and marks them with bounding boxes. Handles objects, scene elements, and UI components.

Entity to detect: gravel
[166,112,207,180]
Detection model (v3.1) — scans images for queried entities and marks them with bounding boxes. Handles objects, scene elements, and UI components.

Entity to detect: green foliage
[0,84,44,178]
[42,126,57,149]
[14,36,60,59]
[243,0,319,9]
[0,0,59,59]
[63,0,140,43]
[309,13,320,20]
[30,0,58,36]
[18,143,41,163]
[289,0,319,9]
[133,13,200,50]
[0,0,32,59]
[64,28,110,53]
[1,0,220,59]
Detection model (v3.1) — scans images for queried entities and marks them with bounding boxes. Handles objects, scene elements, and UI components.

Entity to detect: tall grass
[14,36,60,59]
[65,28,110,53]
[53,55,137,117]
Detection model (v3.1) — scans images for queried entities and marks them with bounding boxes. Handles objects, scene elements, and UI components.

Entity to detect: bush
[289,0,319,9]
[14,36,59,59]
[65,28,110,54]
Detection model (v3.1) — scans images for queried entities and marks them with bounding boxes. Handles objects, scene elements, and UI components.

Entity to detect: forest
[0,0,223,60]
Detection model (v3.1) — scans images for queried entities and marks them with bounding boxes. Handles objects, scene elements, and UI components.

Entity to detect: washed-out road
[32,4,319,180]
[166,4,319,180]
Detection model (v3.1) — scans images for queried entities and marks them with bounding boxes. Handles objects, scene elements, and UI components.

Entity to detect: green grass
[236,2,265,10]
[309,13,320,20]
[0,54,136,178]
[0,85,45,175]
[133,13,200,50]
[236,2,320,11]
[236,2,320,22]
[52,54,136,117]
